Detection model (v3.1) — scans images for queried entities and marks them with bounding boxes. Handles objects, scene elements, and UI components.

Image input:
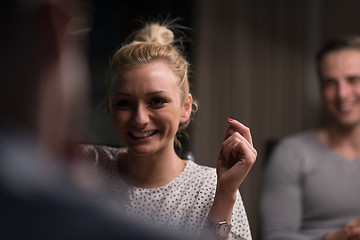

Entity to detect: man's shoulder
[277,130,317,150]
[267,130,320,165]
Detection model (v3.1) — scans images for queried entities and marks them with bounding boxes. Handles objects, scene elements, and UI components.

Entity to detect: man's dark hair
[316,35,360,81]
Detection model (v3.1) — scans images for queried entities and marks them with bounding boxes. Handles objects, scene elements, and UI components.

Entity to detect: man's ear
[41,2,69,62]
[180,94,193,123]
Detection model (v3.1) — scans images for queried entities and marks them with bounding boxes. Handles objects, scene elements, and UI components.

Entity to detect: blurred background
[84,0,360,239]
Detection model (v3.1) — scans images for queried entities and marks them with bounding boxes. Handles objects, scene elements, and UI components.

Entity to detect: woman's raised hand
[205,118,257,228]
[216,118,257,196]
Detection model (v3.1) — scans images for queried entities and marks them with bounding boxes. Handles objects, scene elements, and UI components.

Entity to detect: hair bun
[134,23,174,45]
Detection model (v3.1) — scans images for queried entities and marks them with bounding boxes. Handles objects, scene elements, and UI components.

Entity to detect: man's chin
[334,118,360,130]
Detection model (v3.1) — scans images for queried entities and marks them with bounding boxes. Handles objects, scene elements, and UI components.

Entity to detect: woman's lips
[129,130,158,139]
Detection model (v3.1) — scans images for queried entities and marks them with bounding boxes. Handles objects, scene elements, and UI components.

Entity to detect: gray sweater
[260,131,360,240]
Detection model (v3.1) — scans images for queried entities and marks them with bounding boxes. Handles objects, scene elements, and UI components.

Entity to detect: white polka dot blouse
[79,144,252,240]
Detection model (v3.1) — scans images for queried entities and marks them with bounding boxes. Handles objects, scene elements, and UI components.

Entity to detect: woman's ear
[180,94,193,123]
[105,96,113,121]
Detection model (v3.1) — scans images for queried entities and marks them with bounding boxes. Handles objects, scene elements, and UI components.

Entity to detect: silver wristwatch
[204,218,232,238]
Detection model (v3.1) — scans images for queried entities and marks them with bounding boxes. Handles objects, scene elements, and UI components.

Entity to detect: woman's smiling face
[108,60,192,156]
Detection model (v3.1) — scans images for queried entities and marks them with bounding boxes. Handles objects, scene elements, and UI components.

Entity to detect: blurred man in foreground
[0,1,190,239]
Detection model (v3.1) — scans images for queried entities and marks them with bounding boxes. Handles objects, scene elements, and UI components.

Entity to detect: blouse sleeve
[229,190,252,240]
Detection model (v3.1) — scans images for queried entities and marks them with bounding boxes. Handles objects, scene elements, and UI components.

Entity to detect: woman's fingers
[232,140,257,163]
[217,119,257,193]
[222,131,257,156]
[220,132,257,168]
[218,139,256,190]
[226,118,253,146]
[223,125,235,141]
[220,136,241,168]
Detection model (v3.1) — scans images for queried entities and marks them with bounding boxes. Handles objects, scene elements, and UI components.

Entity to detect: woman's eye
[149,98,167,108]
[114,100,131,109]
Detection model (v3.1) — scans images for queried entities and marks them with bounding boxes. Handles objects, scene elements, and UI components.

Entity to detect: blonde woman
[81,21,256,240]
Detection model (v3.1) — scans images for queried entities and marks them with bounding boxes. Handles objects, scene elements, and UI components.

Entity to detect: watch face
[218,222,232,237]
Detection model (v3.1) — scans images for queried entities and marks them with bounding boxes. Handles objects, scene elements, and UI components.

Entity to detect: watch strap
[204,218,232,238]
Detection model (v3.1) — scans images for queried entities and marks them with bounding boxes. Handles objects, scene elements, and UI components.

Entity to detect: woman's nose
[132,104,149,126]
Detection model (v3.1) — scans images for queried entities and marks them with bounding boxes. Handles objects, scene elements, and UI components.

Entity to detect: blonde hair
[106,21,198,152]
